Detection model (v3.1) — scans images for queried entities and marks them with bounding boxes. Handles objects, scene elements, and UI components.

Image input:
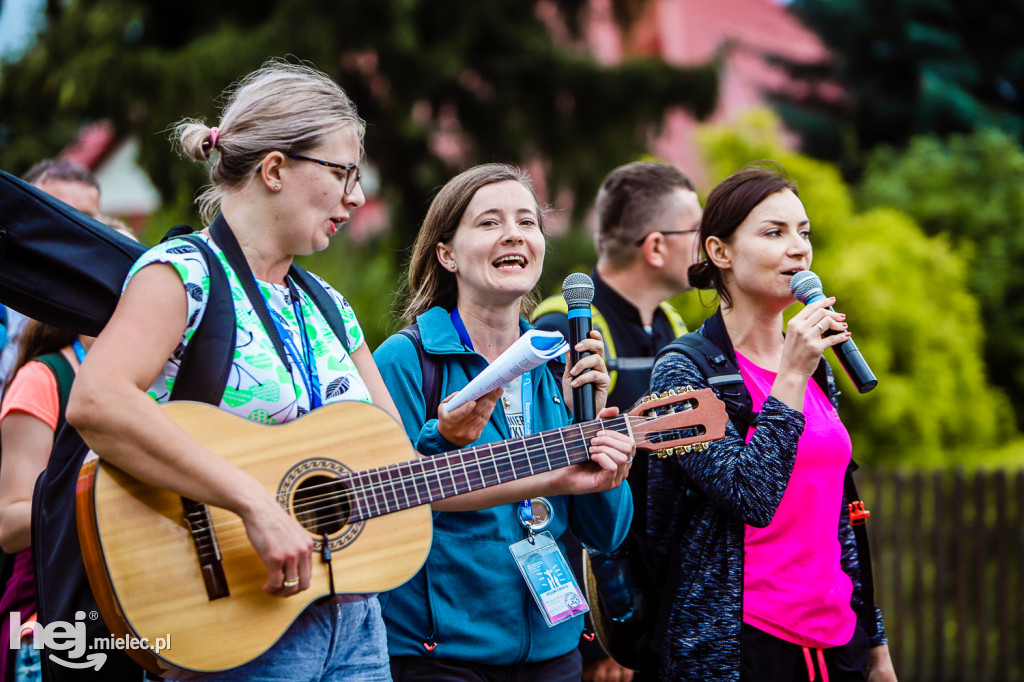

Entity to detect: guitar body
[77,400,430,677]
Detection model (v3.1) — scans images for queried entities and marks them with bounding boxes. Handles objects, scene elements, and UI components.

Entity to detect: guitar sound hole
[293,475,351,536]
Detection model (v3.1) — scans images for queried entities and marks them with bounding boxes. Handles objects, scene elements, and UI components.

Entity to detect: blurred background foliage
[0,0,718,248]
[773,0,1024,178]
[858,129,1024,427]
[2,0,1024,468]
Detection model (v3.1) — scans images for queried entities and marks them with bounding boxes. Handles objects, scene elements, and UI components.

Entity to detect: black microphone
[561,272,597,421]
[790,270,878,393]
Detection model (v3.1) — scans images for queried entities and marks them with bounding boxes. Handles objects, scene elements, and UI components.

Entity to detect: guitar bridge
[182,497,230,600]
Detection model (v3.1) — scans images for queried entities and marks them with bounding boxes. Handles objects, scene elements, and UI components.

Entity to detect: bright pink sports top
[737,352,856,649]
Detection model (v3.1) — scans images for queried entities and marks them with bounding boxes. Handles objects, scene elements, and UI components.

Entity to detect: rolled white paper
[444,329,568,412]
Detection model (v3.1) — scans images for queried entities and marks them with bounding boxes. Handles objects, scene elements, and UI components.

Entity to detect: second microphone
[561,272,597,422]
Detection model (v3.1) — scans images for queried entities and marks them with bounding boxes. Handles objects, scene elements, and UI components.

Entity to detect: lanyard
[451,308,536,528]
[72,339,86,363]
[269,282,322,411]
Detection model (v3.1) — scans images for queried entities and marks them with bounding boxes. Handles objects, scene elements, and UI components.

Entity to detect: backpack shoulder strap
[656,332,756,435]
[289,264,351,355]
[166,233,236,405]
[658,300,689,337]
[580,306,619,394]
[34,352,75,431]
[531,294,569,319]
[398,323,442,423]
[843,460,878,638]
[531,295,617,367]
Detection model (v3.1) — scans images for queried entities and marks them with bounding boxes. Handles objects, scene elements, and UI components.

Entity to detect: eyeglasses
[634,229,699,247]
[286,153,362,195]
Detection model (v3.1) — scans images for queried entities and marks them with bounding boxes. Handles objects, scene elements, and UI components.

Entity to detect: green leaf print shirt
[125,234,372,424]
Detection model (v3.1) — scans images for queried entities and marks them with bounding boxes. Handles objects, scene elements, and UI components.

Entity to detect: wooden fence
[859,468,1024,682]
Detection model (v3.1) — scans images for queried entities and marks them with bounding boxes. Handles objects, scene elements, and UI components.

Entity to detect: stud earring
[273,184,281,191]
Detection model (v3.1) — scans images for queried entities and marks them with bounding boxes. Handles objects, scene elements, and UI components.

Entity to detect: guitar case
[0,169,146,336]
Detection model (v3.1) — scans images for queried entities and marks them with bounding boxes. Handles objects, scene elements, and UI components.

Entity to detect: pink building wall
[585,0,830,187]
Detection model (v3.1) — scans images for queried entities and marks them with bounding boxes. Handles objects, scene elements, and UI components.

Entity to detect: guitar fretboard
[344,415,630,521]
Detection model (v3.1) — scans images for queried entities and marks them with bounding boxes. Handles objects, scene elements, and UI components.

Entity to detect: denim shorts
[169,597,390,681]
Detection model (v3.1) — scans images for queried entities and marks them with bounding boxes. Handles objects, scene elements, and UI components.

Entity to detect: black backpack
[587,311,877,670]
[31,233,233,682]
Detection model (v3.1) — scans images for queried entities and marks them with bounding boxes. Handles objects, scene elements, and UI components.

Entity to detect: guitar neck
[346,415,630,521]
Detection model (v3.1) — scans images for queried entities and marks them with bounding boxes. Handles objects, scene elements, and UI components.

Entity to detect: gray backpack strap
[398,323,441,422]
[656,332,756,435]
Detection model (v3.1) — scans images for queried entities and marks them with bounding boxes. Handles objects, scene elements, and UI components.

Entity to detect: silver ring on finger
[815,321,826,335]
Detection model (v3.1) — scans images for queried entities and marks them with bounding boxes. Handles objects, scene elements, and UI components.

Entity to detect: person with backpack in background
[0,321,93,681]
[373,163,635,681]
[531,160,702,681]
[0,160,102,397]
[645,164,896,681]
[532,161,700,411]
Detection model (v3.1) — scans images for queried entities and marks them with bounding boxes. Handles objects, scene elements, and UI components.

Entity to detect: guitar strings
[184,407,704,543]
[185,434,606,554]
[184,420,609,534]
[180,418,623,544]
[184,405,698,546]
[210,417,616,520]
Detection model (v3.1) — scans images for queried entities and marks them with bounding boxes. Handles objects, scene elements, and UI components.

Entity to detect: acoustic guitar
[76,388,727,678]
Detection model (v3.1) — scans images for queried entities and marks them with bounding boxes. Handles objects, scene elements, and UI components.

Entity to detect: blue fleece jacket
[373,306,633,665]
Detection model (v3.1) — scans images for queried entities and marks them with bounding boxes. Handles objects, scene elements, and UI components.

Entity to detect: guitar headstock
[626,387,728,458]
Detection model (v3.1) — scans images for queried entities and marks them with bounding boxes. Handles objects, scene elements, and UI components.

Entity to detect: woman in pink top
[645,164,897,681]
[0,320,92,681]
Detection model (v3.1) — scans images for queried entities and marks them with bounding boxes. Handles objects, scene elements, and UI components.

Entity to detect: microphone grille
[789,270,823,303]
[561,272,595,309]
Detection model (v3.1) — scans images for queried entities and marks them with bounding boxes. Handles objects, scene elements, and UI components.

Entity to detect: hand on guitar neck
[434,404,634,512]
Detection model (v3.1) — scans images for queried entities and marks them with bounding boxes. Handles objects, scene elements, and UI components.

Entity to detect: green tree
[673,111,1013,466]
[772,0,1024,175]
[857,128,1024,423]
[0,0,718,250]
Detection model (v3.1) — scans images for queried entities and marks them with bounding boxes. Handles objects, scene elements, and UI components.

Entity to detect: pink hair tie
[209,127,220,150]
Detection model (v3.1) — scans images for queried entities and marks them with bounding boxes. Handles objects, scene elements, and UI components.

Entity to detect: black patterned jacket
[646,312,886,681]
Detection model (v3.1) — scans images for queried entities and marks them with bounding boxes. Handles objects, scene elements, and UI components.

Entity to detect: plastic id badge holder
[509,531,589,627]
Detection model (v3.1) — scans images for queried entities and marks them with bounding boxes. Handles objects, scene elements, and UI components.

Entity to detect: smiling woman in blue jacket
[374,163,634,681]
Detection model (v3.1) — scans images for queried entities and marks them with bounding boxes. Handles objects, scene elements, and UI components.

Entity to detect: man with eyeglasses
[531,160,702,682]
[533,160,701,411]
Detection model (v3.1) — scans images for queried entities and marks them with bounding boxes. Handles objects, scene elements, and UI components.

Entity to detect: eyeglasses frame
[634,229,700,248]
[252,152,362,195]
[285,153,362,195]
